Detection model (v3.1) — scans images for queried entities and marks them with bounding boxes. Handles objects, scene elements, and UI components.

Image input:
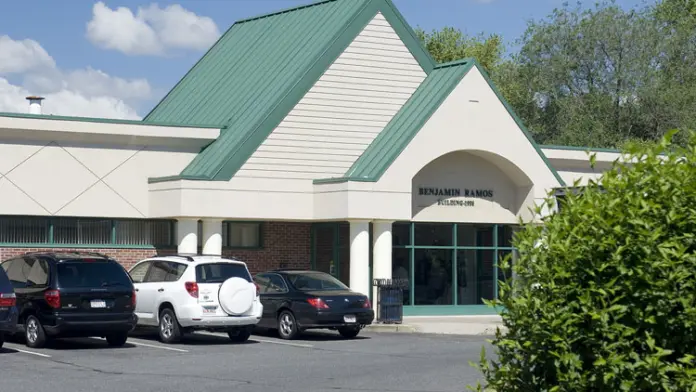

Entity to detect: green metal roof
[146,0,435,182]
[316,58,566,187]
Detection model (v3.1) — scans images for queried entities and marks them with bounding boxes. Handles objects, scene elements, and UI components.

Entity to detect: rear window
[288,272,349,291]
[57,261,132,288]
[195,263,251,284]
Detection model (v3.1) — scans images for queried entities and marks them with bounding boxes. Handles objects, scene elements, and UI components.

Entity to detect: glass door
[311,223,340,280]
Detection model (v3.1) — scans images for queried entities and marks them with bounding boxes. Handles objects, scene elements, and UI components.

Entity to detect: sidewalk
[365,315,506,336]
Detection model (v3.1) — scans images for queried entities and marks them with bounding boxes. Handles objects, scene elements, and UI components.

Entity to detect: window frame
[128,260,153,284]
[0,216,175,249]
[224,221,264,250]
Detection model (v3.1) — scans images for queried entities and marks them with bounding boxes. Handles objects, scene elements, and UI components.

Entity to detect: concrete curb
[364,323,421,333]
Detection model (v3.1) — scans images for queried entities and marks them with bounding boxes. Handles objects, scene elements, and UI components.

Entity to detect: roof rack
[168,254,196,262]
[22,250,111,259]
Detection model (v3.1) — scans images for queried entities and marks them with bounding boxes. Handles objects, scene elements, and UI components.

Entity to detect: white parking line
[93,337,189,353]
[196,331,314,348]
[5,344,51,358]
[126,338,189,352]
[251,338,313,348]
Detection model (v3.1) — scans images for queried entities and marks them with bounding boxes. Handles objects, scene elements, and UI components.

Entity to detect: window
[266,273,288,294]
[146,261,170,282]
[56,262,132,288]
[25,258,49,287]
[288,272,348,291]
[0,216,174,247]
[195,263,252,283]
[129,261,151,283]
[225,222,262,248]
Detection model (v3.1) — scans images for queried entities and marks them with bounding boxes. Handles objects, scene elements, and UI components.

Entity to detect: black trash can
[373,278,408,324]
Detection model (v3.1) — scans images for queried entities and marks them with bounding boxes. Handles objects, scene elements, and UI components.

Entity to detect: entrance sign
[418,187,494,207]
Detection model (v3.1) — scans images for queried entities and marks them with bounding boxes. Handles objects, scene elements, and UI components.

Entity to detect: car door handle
[158,288,164,292]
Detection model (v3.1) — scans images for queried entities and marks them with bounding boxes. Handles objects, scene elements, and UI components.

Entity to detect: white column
[176,218,198,254]
[372,220,393,308]
[201,219,223,256]
[349,220,370,296]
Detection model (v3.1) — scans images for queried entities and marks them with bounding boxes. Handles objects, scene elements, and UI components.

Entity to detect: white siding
[235,12,427,180]
[0,140,197,218]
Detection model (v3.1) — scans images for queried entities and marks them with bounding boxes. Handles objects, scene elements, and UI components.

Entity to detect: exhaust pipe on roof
[26,96,44,115]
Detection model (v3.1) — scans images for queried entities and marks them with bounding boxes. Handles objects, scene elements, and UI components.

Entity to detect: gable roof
[146,0,435,182]
[316,58,566,187]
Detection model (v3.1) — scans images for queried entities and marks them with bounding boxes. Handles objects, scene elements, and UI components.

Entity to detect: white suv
[127,255,263,344]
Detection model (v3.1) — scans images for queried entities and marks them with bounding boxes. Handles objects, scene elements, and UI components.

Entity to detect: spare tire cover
[218,277,255,316]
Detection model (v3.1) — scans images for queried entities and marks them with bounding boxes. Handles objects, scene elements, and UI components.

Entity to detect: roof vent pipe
[26,96,44,115]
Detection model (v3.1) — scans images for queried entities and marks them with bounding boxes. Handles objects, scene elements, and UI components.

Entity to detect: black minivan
[0,251,137,348]
[0,265,18,348]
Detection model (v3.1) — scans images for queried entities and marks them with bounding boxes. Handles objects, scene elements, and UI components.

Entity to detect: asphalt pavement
[0,329,493,392]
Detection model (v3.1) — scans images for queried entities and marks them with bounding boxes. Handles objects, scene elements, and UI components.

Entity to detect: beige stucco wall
[0,137,199,218]
[151,66,564,222]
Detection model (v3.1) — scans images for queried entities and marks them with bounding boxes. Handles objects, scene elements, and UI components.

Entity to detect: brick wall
[0,247,177,270]
[0,222,312,274]
[222,221,311,274]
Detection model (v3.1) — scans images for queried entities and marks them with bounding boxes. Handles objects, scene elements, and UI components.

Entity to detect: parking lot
[1,329,491,392]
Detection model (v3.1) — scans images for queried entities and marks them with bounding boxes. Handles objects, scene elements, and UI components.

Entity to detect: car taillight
[254,282,260,296]
[0,293,16,307]
[185,282,199,298]
[131,290,137,307]
[363,297,372,309]
[45,289,60,309]
[307,298,330,309]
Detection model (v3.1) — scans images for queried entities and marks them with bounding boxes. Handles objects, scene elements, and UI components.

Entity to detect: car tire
[228,328,252,343]
[277,310,299,340]
[25,315,47,349]
[105,332,129,347]
[0,333,4,348]
[338,326,361,339]
[158,308,183,344]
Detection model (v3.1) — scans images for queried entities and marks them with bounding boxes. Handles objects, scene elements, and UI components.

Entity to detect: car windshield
[288,272,348,291]
[196,263,251,284]
[57,261,132,288]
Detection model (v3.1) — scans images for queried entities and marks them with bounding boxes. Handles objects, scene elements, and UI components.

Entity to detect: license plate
[90,300,106,308]
[202,306,217,314]
[344,315,357,323]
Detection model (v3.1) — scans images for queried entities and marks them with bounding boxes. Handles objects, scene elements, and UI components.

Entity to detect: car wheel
[25,315,47,349]
[228,328,252,343]
[158,308,182,344]
[277,310,299,340]
[105,332,129,347]
[338,326,361,339]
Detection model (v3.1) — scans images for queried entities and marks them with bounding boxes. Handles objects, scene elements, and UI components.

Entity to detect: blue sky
[0,0,648,119]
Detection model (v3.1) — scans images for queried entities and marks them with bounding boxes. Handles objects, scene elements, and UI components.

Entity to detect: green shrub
[473,130,696,391]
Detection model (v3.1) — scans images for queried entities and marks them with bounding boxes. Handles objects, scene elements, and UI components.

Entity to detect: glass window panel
[413,249,453,305]
[457,224,495,247]
[116,220,173,246]
[392,223,411,246]
[53,218,111,245]
[391,247,411,305]
[0,216,49,243]
[227,223,261,248]
[497,225,516,248]
[457,249,495,305]
[414,224,453,246]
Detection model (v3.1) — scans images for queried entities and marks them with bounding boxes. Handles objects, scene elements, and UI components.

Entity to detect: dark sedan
[0,265,18,348]
[253,270,374,340]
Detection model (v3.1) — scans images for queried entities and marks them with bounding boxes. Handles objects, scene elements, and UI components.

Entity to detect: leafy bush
[473,130,696,391]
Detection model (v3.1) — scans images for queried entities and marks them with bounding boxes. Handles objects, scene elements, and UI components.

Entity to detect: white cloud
[0,35,151,119]
[0,36,55,74]
[86,2,220,56]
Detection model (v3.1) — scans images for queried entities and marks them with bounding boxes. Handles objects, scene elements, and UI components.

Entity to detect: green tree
[472,130,696,391]
[414,27,504,74]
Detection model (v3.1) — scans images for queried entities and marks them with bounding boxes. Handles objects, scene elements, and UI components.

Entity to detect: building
[0,0,623,316]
